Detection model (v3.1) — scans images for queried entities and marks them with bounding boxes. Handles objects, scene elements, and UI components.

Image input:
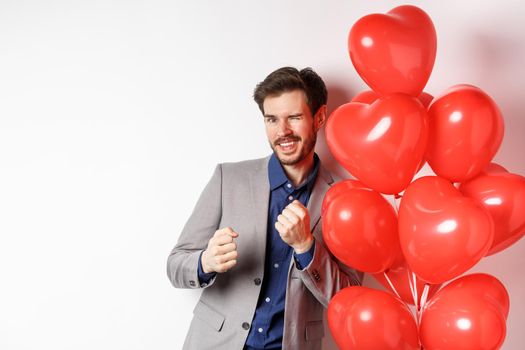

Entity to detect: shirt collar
[268,152,320,191]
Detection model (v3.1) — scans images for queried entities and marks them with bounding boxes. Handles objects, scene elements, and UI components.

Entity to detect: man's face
[263,90,321,166]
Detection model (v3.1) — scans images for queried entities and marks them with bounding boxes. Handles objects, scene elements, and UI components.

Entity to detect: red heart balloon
[348,5,437,96]
[420,273,508,350]
[328,286,420,350]
[325,94,428,194]
[322,179,367,215]
[327,286,367,349]
[398,176,494,284]
[425,84,504,182]
[417,91,434,109]
[483,162,509,175]
[350,90,380,104]
[459,172,525,255]
[352,90,434,109]
[437,273,510,319]
[323,187,401,273]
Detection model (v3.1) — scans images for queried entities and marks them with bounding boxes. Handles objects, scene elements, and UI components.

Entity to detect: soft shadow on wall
[466,31,525,175]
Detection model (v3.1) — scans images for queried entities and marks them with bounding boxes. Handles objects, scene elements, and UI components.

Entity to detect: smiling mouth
[276,138,300,153]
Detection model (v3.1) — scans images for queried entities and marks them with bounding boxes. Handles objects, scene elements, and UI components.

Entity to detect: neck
[282,152,315,187]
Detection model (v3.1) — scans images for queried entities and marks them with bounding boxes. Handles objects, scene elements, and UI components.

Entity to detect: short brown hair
[253,67,327,116]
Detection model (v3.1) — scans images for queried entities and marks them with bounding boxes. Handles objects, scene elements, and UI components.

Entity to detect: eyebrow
[263,113,304,118]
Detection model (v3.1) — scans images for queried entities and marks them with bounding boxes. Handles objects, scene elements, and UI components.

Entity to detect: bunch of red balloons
[323,5,525,350]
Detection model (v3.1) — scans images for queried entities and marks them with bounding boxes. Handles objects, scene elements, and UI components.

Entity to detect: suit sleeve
[296,236,363,308]
[166,164,222,289]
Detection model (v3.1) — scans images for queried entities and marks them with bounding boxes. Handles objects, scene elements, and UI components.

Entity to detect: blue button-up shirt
[244,153,319,349]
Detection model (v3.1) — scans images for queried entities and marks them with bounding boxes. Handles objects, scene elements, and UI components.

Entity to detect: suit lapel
[249,156,271,265]
[308,164,334,231]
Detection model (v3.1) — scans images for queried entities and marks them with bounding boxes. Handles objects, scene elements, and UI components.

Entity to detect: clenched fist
[201,227,238,273]
[275,200,314,254]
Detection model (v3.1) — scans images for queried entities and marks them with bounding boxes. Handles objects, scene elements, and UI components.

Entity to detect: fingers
[203,227,239,274]
[275,220,285,235]
[210,227,238,247]
[217,250,238,264]
[286,200,307,219]
[275,200,312,252]
[216,259,237,273]
[277,204,305,230]
[212,234,235,246]
[283,208,300,225]
[212,242,237,256]
[275,214,292,240]
[214,227,239,238]
[277,212,293,227]
[207,249,238,273]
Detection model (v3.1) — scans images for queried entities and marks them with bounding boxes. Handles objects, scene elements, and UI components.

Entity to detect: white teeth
[280,141,294,147]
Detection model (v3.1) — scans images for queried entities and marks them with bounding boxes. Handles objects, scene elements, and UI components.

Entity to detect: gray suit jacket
[167,156,362,350]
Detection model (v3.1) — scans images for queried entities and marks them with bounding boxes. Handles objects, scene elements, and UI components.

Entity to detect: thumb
[227,229,239,238]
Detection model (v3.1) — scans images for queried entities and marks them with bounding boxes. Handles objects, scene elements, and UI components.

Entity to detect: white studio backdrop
[0,0,523,349]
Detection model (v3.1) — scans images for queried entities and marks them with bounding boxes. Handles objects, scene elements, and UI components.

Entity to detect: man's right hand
[201,227,239,273]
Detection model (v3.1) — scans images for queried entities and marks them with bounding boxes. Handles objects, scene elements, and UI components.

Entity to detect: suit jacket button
[312,270,321,281]
[254,278,261,285]
[242,322,250,330]
[189,280,196,287]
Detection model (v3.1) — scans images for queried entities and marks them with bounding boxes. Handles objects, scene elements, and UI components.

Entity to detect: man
[167,67,362,350]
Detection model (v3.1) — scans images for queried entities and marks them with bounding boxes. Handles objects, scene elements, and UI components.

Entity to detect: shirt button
[288,195,293,201]
[265,297,270,303]
[287,183,292,188]
[254,278,261,285]
[274,263,279,268]
[258,327,263,333]
[242,322,250,330]
[189,280,196,287]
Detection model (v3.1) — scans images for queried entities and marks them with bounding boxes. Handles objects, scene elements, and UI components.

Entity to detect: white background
[1,0,524,349]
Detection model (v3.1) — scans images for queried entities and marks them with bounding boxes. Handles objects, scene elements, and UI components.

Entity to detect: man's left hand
[275,200,314,254]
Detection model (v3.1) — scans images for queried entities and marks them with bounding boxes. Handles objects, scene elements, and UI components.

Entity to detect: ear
[314,105,328,131]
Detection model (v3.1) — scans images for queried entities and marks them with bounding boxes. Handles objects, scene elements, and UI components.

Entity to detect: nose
[276,119,292,137]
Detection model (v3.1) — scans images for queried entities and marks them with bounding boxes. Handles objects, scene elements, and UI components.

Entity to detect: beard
[270,128,317,166]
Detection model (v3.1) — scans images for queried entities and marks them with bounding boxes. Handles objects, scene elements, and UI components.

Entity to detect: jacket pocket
[193,299,225,332]
[305,320,325,341]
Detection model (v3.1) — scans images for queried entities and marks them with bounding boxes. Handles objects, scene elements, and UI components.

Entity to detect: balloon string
[418,283,430,325]
[392,194,402,213]
[412,272,419,321]
[407,268,417,315]
[382,270,402,300]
